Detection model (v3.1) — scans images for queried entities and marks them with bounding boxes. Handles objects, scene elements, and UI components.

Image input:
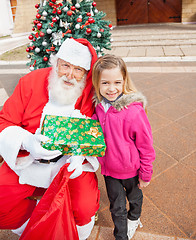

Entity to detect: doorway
[116,0,182,25]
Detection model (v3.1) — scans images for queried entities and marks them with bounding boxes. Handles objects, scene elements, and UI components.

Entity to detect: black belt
[36,154,63,164]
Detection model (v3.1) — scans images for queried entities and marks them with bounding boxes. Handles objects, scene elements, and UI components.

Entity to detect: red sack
[20,164,79,240]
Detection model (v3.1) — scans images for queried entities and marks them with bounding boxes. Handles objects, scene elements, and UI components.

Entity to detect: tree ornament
[59,20,70,29]
[43,56,48,61]
[77,18,82,23]
[52,17,57,23]
[110,38,114,42]
[100,28,104,32]
[42,10,48,17]
[97,32,101,38]
[35,4,39,9]
[37,23,42,30]
[52,31,62,45]
[35,47,41,53]
[75,3,80,8]
[57,9,62,15]
[88,17,95,24]
[92,2,97,7]
[28,35,34,40]
[51,0,56,2]
[36,13,41,19]
[94,9,98,14]
[26,47,30,52]
[30,66,35,71]
[86,28,92,34]
[39,31,45,37]
[75,24,80,29]
[71,6,76,11]
[47,28,52,34]
[42,41,48,46]
[63,6,68,12]
[67,10,73,16]
[27,54,31,59]
[108,24,113,28]
[86,12,91,17]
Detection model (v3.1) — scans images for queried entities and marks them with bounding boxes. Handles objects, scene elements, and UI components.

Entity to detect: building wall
[182,0,196,23]
[13,0,38,34]
[96,0,116,25]
[0,0,14,36]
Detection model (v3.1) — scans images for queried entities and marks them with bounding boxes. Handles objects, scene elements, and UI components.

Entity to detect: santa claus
[0,38,100,240]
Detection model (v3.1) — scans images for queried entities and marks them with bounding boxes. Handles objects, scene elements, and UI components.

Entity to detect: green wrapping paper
[41,115,106,157]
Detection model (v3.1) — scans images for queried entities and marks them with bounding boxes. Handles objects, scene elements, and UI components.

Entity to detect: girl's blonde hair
[92,54,137,101]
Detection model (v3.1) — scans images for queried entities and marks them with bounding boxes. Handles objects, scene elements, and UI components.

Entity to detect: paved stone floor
[0,61,195,239]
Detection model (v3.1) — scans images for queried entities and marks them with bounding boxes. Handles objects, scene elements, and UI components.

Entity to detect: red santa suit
[0,39,99,239]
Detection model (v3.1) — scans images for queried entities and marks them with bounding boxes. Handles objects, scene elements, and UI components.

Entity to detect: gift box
[41,115,106,157]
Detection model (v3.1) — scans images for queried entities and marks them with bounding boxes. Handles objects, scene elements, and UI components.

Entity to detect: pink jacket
[93,92,155,182]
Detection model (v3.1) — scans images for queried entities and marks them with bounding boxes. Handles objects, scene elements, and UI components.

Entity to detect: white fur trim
[56,38,92,71]
[76,215,95,240]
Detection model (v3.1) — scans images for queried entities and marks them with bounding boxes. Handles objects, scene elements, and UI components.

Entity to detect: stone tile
[143,89,167,107]
[88,225,99,240]
[146,47,164,57]
[97,226,115,240]
[147,110,172,133]
[149,98,195,122]
[128,47,146,57]
[180,46,196,56]
[133,232,175,240]
[0,230,19,240]
[180,151,196,172]
[174,89,196,108]
[163,46,184,56]
[0,88,9,106]
[109,47,129,57]
[176,111,196,134]
[0,74,22,97]
[151,146,177,179]
[153,122,196,161]
[144,163,196,239]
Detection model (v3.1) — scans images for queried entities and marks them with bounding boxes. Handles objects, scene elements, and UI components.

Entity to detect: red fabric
[74,38,98,117]
[20,164,79,240]
[0,162,37,229]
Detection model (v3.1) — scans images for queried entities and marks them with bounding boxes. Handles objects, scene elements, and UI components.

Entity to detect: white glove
[67,156,85,179]
[22,132,62,160]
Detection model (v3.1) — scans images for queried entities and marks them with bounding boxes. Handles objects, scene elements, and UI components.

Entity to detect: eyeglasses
[58,59,87,81]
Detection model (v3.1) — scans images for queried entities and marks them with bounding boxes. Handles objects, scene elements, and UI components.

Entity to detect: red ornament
[35,4,39,9]
[39,31,45,37]
[88,17,95,24]
[26,47,30,52]
[71,6,76,11]
[50,46,55,51]
[86,28,92,34]
[92,2,97,7]
[52,17,57,23]
[77,18,82,22]
[67,10,72,16]
[108,24,113,28]
[49,2,53,6]
[33,20,39,25]
[57,9,62,14]
[51,0,56,2]
[36,13,41,19]
[32,28,35,31]
[43,57,48,61]
[28,35,34,40]
[67,29,72,34]
[59,3,63,6]
[52,9,57,14]
[100,28,104,32]
[37,23,42,30]
[86,12,91,17]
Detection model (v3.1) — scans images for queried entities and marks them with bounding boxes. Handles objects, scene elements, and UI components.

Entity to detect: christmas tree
[26,0,113,71]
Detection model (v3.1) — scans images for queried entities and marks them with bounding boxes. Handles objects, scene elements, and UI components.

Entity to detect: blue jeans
[104,175,143,240]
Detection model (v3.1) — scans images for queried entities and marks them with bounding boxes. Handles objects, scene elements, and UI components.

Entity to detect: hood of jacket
[93,91,147,111]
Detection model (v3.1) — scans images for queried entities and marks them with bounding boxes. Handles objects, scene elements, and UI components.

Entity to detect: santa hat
[56,38,92,71]
[57,38,98,117]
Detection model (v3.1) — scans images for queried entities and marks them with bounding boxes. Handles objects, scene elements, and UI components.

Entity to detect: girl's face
[99,67,124,101]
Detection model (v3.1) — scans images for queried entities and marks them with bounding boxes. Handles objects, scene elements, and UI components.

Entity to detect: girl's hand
[138,178,150,189]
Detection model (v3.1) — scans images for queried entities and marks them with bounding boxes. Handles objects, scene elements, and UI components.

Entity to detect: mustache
[59,75,77,85]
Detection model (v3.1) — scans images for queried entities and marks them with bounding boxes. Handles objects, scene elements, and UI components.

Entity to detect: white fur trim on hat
[56,38,92,71]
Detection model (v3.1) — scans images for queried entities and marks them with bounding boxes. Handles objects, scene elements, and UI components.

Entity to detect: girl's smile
[99,67,124,102]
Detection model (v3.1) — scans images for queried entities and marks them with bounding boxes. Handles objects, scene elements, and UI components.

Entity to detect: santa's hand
[67,156,85,179]
[22,132,62,160]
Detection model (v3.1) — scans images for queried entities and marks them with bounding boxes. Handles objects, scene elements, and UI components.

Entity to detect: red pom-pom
[77,18,82,22]
[52,17,57,23]
[57,9,62,14]
[43,57,48,61]
[36,13,41,19]
[39,31,45,37]
[92,2,97,7]
[28,35,34,40]
[71,6,76,11]
[88,17,95,24]
[67,11,72,16]
[35,4,39,9]
[86,28,92,34]
[86,12,91,17]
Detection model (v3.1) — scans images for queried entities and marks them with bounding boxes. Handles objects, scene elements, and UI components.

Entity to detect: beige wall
[182,0,196,23]
[13,0,38,34]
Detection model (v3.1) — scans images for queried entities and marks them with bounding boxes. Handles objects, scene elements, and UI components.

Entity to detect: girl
[92,54,155,240]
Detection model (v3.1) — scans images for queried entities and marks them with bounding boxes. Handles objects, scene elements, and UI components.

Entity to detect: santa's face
[48,59,87,105]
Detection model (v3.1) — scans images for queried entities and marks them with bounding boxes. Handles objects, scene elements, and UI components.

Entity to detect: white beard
[48,67,86,105]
